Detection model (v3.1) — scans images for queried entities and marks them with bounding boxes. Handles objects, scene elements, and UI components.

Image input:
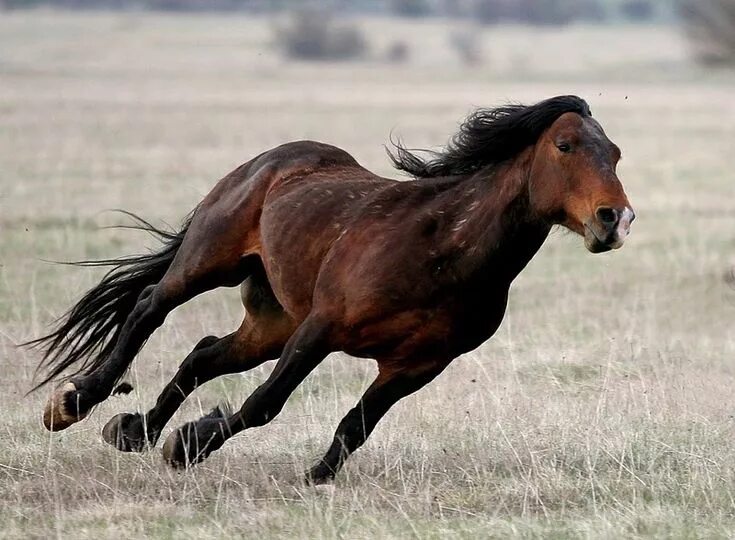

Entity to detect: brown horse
[30,95,634,483]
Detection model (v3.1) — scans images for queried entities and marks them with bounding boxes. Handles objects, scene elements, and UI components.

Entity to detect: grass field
[2,10,735,539]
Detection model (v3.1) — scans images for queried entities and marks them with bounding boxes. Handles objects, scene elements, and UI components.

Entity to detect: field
[1,10,735,539]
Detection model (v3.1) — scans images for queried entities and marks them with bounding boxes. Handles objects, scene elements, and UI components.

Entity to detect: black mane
[389,95,591,179]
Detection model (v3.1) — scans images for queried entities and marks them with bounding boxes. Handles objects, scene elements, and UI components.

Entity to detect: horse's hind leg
[43,225,257,431]
[160,315,332,468]
[101,334,230,451]
[43,277,194,431]
[102,289,296,452]
[306,358,450,484]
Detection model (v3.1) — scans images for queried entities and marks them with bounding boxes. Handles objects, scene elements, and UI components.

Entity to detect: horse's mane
[388,95,592,179]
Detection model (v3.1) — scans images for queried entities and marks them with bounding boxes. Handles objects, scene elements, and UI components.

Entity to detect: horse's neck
[440,154,551,286]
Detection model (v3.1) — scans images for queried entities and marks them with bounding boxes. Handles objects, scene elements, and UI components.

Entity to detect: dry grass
[1,10,735,539]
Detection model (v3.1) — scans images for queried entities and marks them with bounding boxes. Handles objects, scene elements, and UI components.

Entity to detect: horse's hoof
[304,463,337,485]
[161,428,188,468]
[162,417,227,469]
[102,413,158,452]
[42,382,89,431]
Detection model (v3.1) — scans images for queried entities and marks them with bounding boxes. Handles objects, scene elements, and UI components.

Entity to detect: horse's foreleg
[160,316,332,468]
[305,359,449,484]
[101,311,295,452]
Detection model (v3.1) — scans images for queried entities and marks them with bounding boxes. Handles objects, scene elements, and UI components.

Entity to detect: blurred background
[2,1,735,537]
[2,0,734,220]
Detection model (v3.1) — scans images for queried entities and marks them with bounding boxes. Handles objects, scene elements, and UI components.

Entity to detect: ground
[1,10,735,539]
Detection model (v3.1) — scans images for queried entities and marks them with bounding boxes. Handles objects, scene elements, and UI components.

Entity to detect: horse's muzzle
[584,206,635,253]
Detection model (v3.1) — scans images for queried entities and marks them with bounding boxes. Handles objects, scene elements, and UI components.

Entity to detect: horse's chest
[343,289,509,361]
[442,291,509,356]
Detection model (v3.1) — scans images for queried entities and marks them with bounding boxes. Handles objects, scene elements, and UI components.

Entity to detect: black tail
[26,210,196,390]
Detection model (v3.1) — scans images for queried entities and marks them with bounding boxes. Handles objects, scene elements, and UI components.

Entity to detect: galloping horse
[31,95,634,483]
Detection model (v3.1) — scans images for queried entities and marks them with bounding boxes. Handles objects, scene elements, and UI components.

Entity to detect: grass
[1,10,735,539]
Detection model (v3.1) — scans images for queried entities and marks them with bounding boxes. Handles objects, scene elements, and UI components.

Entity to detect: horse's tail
[26,210,196,391]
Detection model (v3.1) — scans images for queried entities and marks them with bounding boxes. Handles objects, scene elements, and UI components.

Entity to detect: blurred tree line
[4,0,733,67]
[1,0,675,23]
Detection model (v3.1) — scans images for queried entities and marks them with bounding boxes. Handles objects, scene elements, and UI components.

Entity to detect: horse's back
[190,139,380,254]
[261,140,362,169]
[206,139,375,198]
[257,140,385,193]
[250,141,395,317]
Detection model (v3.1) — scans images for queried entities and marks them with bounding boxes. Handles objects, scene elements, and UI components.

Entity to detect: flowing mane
[389,95,592,179]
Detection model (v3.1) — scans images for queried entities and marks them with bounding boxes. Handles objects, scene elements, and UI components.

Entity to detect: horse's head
[529,111,634,253]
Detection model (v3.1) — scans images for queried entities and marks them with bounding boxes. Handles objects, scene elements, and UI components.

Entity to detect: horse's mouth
[584,225,620,254]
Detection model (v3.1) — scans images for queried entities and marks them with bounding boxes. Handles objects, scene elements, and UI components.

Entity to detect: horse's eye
[557,142,572,153]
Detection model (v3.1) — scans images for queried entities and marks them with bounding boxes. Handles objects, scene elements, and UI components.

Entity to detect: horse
[29,95,634,484]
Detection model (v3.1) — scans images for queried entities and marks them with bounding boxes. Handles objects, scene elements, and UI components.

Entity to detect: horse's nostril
[596,207,618,225]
